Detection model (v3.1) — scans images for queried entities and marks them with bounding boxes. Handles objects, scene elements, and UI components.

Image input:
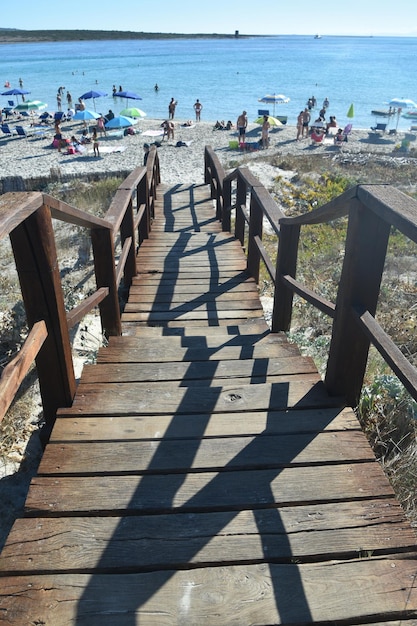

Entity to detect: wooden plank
[80,356,318,384]
[101,335,297,362]
[52,407,361,441]
[2,501,415,575]
[36,431,377,476]
[25,464,393,514]
[2,558,417,625]
[67,380,342,415]
[121,320,271,337]
[124,300,263,312]
[121,309,265,323]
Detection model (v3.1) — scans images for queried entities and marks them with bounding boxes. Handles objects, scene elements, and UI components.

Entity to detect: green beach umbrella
[119,107,147,118]
[254,115,282,126]
[347,103,354,119]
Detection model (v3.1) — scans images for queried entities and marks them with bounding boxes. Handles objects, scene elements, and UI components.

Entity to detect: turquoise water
[1,35,417,129]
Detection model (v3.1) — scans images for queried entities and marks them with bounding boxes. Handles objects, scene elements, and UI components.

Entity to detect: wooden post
[138,173,150,242]
[222,177,232,233]
[120,196,136,288]
[272,222,301,332]
[9,204,76,435]
[325,202,391,406]
[235,176,246,246]
[91,227,122,338]
[246,194,263,282]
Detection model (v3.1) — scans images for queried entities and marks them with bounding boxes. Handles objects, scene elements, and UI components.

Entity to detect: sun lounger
[370,122,387,134]
[1,124,16,137]
[15,125,34,138]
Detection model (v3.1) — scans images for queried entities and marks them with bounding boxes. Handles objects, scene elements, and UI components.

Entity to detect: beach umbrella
[253,115,282,126]
[73,108,100,131]
[347,103,354,119]
[119,107,147,118]
[14,100,48,112]
[114,91,143,106]
[258,93,290,115]
[104,115,137,129]
[79,90,108,110]
[1,87,31,103]
[388,97,417,130]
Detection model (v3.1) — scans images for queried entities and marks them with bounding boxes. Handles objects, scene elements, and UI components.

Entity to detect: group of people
[296,96,342,143]
[167,97,204,122]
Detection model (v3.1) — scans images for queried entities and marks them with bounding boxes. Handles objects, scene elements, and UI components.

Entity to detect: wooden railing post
[137,175,150,244]
[91,227,122,338]
[9,203,76,434]
[325,202,391,406]
[272,222,301,332]
[222,177,232,232]
[120,195,137,288]
[246,193,263,282]
[235,175,246,246]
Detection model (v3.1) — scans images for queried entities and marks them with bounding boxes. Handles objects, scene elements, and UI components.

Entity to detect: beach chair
[370,122,387,134]
[1,124,16,137]
[310,130,324,145]
[15,125,33,138]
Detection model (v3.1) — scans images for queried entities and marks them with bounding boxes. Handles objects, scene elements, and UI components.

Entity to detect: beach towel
[142,130,164,137]
[87,146,126,155]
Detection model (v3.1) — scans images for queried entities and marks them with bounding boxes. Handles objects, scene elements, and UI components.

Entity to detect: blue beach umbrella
[79,90,108,110]
[73,108,100,131]
[114,91,143,107]
[1,87,31,103]
[104,115,137,129]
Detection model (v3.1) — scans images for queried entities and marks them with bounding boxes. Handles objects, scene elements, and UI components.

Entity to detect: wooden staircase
[1,183,417,624]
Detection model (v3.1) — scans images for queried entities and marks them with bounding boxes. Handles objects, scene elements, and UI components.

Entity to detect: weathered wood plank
[2,501,415,575]
[25,463,393,514]
[124,299,263,312]
[52,407,360,441]
[67,380,342,415]
[37,430,377,475]
[2,558,417,625]
[101,335,298,362]
[81,356,318,384]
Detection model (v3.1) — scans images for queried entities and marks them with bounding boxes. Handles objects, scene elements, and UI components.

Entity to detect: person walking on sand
[261,115,270,149]
[168,97,177,119]
[302,108,311,138]
[296,110,304,140]
[236,110,248,144]
[93,128,100,157]
[193,99,203,121]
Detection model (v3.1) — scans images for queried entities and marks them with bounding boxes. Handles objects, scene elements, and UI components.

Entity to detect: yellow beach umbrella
[254,115,282,126]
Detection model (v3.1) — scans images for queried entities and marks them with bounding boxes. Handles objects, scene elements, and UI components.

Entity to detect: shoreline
[1,116,415,190]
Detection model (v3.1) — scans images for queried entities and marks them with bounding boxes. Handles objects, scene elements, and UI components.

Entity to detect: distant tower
[235,30,239,38]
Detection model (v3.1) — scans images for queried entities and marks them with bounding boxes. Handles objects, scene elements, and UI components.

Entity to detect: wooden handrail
[204,147,417,408]
[0,147,160,433]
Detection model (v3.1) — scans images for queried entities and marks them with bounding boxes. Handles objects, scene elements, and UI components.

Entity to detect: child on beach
[93,129,100,157]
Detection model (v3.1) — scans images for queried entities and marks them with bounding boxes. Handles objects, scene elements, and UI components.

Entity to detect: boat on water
[402,110,417,119]
[371,109,395,117]
[314,34,322,39]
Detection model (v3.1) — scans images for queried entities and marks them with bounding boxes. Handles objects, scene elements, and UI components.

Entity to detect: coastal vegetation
[0,29,244,43]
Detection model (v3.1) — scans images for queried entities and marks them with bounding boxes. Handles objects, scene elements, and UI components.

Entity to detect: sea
[1,35,417,130]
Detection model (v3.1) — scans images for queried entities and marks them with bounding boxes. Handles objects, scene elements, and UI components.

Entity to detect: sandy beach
[1,115,416,191]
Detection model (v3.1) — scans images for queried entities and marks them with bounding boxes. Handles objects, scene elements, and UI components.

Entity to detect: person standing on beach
[169,98,177,119]
[302,108,311,138]
[236,110,248,144]
[93,128,100,157]
[261,115,270,148]
[57,92,62,111]
[193,99,203,121]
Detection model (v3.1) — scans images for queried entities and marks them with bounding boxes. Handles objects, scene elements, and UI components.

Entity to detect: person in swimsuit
[193,99,203,121]
[236,110,248,143]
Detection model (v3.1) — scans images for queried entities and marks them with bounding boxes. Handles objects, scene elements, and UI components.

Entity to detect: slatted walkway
[1,182,417,624]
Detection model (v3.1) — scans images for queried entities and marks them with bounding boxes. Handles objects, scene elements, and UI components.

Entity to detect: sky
[2,0,417,37]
